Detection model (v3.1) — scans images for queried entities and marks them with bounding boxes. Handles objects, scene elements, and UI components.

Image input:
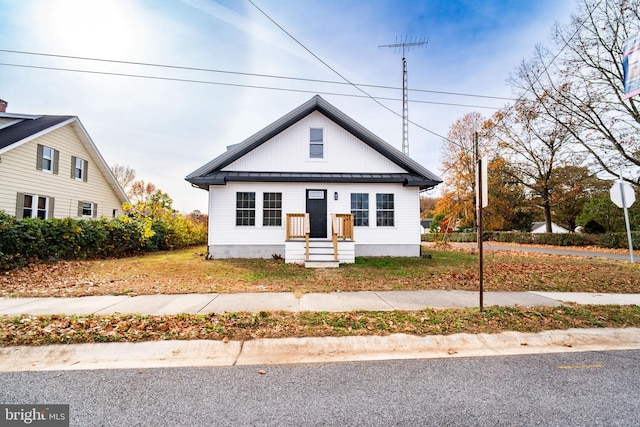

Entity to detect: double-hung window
[350,193,369,226]
[236,192,256,226]
[43,147,53,171]
[36,144,59,174]
[309,128,324,159]
[78,201,97,218]
[263,192,282,226]
[72,156,88,181]
[376,193,395,227]
[17,193,53,219]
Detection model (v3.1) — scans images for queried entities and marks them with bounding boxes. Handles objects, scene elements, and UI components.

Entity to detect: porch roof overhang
[188,171,440,191]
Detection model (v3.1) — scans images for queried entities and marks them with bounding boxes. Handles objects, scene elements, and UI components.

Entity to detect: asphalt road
[2,350,639,426]
[447,242,638,262]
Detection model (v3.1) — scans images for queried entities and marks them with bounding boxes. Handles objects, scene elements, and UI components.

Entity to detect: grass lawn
[1,244,639,298]
[1,245,639,345]
[3,305,640,346]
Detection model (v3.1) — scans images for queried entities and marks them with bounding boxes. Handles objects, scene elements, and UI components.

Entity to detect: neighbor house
[531,221,570,234]
[0,100,128,219]
[186,95,441,265]
[420,219,433,234]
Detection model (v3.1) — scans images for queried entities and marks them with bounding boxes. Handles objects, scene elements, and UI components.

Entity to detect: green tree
[577,187,640,232]
[577,192,625,232]
[549,166,609,232]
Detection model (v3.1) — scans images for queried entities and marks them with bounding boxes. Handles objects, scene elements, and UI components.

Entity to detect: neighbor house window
[350,193,369,226]
[376,193,394,227]
[17,193,53,219]
[236,192,256,226]
[43,147,53,171]
[78,201,97,218]
[72,156,88,181]
[309,128,323,158]
[36,144,59,174]
[263,192,282,226]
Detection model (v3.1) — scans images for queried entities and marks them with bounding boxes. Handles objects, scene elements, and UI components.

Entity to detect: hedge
[0,212,207,270]
[422,231,640,250]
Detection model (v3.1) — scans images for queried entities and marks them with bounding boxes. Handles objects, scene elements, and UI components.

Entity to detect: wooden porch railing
[286,213,353,262]
[286,213,310,260]
[331,213,354,261]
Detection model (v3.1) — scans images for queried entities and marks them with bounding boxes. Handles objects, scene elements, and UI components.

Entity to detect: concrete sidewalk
[1,291,640,372]
[1,290,639,316]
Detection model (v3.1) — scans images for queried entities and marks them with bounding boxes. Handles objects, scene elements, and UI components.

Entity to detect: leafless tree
[490,98,576,232]
[509,0,640,186]
[111,164,136,194]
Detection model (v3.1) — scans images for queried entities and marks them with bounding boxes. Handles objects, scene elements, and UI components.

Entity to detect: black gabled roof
[186,95,442,190]
[0,115,73,150]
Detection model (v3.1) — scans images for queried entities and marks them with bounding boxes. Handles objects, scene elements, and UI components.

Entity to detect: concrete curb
[1,328,639,372]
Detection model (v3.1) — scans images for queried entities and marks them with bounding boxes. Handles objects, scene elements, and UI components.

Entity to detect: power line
[0,62,500,110]
[247,0,456,143]
[0,48,515,102]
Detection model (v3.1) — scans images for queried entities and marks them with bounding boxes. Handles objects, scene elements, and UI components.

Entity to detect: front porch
[285,213,355,267]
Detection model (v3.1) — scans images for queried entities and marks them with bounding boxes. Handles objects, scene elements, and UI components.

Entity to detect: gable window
[350,193,369,227]
[36,144,59,174]
[376,193,394,227]
[78,201,97,218]
[263,192,282,226]
[236,192,256,226]
[72,156,88,182]
[16,193,54,219]
[309,128,324,159]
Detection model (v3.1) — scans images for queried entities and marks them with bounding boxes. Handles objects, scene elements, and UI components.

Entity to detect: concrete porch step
[304,260,340,268]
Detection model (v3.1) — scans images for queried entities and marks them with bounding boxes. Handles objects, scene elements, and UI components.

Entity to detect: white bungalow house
[0,100,128,219]
[186,95,441,266]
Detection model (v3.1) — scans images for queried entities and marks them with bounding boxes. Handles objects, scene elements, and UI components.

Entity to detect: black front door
[306,189,327,238]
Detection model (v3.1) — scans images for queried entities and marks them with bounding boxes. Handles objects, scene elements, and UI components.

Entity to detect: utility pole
[379,36,427,155]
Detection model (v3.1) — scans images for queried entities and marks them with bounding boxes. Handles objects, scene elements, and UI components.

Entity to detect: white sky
[0,0,575,213]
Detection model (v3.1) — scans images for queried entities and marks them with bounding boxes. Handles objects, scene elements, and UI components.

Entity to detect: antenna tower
[379,36,428,155]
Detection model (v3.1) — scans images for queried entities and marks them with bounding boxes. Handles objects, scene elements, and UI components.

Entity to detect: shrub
[0,209,207,270]
[532,233,597,247]
[422,230,639,249]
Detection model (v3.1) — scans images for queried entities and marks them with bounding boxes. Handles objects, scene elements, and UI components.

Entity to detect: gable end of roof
[186,95,442,189]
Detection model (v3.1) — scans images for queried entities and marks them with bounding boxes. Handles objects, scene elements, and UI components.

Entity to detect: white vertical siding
[0,125,124,218]
[208,182,420,248]
[222,111,406,174]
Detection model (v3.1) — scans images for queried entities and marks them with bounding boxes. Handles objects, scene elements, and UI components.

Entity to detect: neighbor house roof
[0,115,73,151]
[0,112,129,204]
[186,95,442,190]
[531,221,570,233]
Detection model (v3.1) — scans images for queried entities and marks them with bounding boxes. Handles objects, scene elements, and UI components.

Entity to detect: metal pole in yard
[619,172,635,263]
[475,132,484,312]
